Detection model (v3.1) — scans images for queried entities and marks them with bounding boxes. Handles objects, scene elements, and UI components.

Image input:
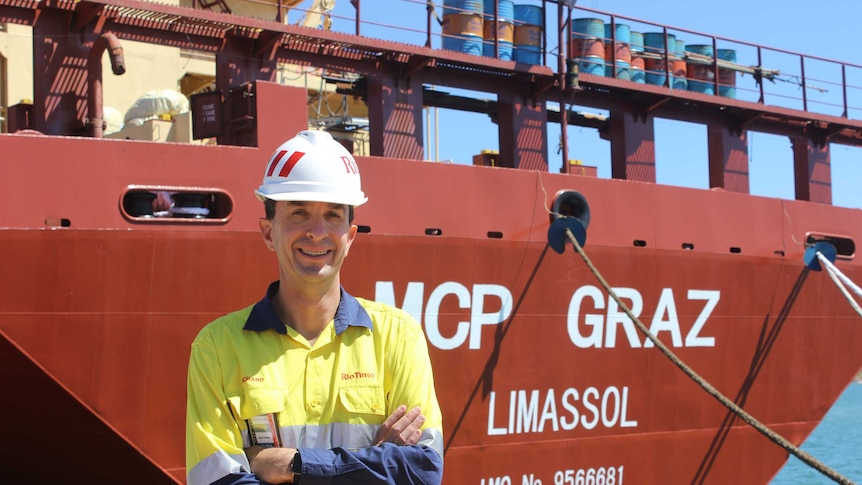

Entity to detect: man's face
[259,200,357,286]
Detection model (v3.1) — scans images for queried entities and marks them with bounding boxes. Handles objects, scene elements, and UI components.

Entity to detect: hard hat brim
[255,189,368,207]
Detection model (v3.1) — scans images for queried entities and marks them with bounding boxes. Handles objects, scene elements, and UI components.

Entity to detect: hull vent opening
[121,186,233,223]
[44,218,71,228]
[806,233,855,260]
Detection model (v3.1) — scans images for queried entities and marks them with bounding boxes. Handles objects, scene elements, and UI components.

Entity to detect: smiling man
[186,130,444,485]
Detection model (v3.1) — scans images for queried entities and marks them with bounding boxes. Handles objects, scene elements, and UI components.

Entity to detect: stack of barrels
[441,1,543,65]
[512,4,543,64]
[570,18,606,76]
[561,16,738,96]
[639,32,687,89]
[685,44,715,94]
[482,0,515,61]
[440,5,739,95]
[569,18,638,81]
[603,22,632,80]
[642,32,674,86]
[441,0,485,56]
[685,44,737,98]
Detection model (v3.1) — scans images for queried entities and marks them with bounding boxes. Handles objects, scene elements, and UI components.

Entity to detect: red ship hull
[2,125,861,484]
[2,0,862,483]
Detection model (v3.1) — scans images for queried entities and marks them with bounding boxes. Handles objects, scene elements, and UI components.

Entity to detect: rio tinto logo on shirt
[342,371,375,380]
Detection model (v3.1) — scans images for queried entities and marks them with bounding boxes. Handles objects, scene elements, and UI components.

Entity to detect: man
[186,130,444,485]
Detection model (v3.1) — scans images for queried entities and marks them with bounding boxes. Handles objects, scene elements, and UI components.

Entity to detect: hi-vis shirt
[186,282,444,485]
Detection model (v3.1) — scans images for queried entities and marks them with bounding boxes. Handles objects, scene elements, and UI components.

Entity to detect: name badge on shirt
[247,414,282,448]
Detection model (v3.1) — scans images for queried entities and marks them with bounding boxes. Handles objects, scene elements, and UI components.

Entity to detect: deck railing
[213,0,862,124]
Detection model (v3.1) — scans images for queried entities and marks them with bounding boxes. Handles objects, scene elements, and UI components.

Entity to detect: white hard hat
[255,130,368,206]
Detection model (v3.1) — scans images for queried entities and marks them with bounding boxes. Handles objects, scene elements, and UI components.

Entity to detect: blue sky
[314,0,862,209]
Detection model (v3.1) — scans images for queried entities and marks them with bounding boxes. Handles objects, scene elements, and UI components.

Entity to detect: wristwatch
[291,450,302,484]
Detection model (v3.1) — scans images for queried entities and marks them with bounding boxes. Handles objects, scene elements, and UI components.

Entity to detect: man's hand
[246,445,298,484]
[373,405,425,446]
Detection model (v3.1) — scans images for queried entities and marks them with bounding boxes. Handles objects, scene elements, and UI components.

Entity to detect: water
[771,382,862,484]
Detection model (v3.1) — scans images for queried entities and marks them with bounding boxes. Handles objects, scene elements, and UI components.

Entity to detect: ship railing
[4,0,861,140]
[571,5,862,120]
[215,0,862,124]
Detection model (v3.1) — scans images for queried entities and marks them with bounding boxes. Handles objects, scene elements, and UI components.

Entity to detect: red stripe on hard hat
[277,151,306,178]
[266,150,288,177]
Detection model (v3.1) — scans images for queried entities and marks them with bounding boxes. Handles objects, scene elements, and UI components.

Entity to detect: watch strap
[291,450,302,484]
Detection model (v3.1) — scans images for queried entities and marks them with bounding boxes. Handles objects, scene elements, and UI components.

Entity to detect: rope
[426,0,443,26]
[817,252,862,318]
[562,227,856,485]
[817,252,862,298]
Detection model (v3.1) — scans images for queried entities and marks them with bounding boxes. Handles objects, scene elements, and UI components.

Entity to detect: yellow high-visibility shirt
[186,282,444,485]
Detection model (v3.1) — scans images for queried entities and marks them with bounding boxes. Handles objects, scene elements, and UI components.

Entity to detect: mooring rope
[563,228,855,485]
[817,252,862,319]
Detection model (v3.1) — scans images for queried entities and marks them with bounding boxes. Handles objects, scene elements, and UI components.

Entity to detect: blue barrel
[444,0,483,15]
[484,0,514,19]
[645,70,666,86]
[483,37,514,60]
[685,44,715,95]
[483,34,514,60]
[573,17,604,38]
[673,39,685,57]
[603,22,631,74]
[604,22,631,45]
[686,44,714,57]
[579,56,605,76]
[687,80,713,94]
[630,31,644,53]
[482,0,514,60]
[631,61,645,83]
[513,4,543,64]
[571,18,605,61]
[442,0,484,55]
[643,32,675,56]
[605,60,631,80]
[717,48,737,98]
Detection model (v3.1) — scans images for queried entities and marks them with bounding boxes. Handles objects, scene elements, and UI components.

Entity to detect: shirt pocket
[226,387,288,420]
[338,385,387,420]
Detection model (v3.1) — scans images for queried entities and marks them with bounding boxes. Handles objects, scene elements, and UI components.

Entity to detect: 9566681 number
[554,466,623,485]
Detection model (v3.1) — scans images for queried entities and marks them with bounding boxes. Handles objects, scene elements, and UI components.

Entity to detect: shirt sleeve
[384,309,445,457]
[186,329,259,485]
[297,443,443,485]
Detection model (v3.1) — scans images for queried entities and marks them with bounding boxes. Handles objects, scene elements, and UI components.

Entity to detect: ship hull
[2,130,861,484]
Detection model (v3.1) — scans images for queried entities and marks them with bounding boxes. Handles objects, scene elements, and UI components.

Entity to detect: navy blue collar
[243,281,372,335]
